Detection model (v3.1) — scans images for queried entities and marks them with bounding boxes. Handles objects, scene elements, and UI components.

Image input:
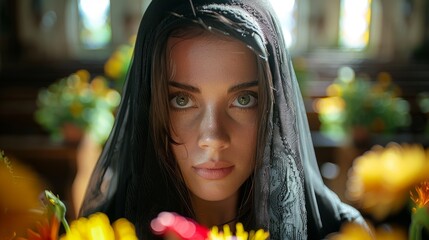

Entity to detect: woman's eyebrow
[228,80,258,93]
[168,80,258,93]
[168,81,200,93]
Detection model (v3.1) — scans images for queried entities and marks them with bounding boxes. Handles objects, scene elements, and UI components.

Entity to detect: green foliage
[317,67,410,140]
[418,92,429,135]
[34,70,121,144]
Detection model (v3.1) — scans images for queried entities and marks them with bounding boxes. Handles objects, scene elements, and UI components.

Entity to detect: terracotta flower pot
[351,125,370,148]
[61,123,84,145]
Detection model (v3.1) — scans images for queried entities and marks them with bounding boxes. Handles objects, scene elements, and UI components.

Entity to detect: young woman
[80,0,367,239]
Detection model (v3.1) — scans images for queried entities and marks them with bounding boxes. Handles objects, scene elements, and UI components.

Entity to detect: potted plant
[315,67,410,145]
[34,70,120,145]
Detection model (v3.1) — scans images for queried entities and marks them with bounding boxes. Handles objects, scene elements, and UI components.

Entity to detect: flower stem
[409,219,422,240]
[62,218,71,233]
[409,207,429,240]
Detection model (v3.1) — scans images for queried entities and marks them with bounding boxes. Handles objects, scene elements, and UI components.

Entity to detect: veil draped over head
[80,0,365,239]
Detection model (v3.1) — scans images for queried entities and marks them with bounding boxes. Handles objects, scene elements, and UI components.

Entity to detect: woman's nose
[197,108,230,151]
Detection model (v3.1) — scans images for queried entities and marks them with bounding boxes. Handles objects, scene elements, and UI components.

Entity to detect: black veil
[80,0,365,239]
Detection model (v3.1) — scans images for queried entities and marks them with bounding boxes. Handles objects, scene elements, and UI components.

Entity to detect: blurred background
[0,0,428,237]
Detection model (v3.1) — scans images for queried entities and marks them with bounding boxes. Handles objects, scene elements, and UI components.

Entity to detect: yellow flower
[347,143,429,220]
[112,219,138,240]
[327,222,407,240]
[90,76,108,96]
[151,212,268,240]
[0,151,45,239]
[327,222,373,240]
[314,97,345,115]
[75,70,91,83]
[209,223,269,240]
[326,83,343,97]
[60,212,137,240]
[104,54,123,79]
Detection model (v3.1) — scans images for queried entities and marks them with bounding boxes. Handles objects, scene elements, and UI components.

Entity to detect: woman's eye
[170,93,195,109]
[232,93,257,108]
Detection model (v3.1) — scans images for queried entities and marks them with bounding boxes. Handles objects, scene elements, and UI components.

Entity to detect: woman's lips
[193,166,234,180]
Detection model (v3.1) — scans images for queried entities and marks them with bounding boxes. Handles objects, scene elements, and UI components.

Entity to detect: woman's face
[168,33,258,202]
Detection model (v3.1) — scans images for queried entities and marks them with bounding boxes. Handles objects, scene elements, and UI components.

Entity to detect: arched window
[339,0,372,50]
[68,0,146,59]
[77,0,112,49]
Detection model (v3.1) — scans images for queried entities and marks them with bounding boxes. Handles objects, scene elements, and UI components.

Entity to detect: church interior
[1,0,429,238]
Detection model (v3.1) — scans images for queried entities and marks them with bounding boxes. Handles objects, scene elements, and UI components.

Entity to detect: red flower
[18,215,60,240]
[411,181,429,211]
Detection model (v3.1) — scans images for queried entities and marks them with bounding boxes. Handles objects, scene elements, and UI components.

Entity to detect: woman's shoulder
[306,185,370,239]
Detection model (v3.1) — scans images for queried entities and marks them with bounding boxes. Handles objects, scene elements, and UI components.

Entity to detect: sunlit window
[339,0,372,50]
[269,0,297,48]
[78,0,112,49]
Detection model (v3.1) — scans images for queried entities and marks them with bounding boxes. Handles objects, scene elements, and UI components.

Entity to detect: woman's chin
[191,187,238,203]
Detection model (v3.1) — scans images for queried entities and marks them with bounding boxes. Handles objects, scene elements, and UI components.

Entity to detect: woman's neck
[190,193,238,229]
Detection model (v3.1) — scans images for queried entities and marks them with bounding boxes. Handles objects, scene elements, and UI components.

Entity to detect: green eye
[233,93,257,108]
[176,94,189,106]
[170,93,194,109]
[238,95,251,105]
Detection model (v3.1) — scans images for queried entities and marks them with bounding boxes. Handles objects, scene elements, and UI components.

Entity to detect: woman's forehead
[168,32,246,50]
[166,33,258,88]
[166,30,258,64]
